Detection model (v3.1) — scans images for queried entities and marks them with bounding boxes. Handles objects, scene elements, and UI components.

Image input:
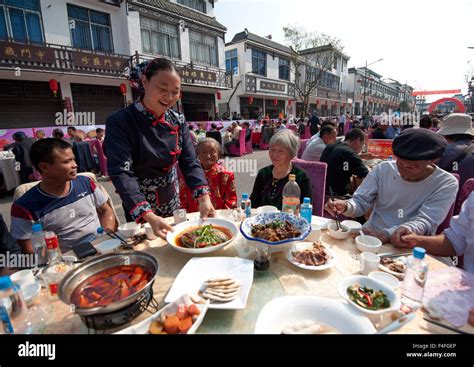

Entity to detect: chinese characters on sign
[259,81,286,92]
[367,139,394,159]
[72,51,128,71]
[0,42,55,63]
[177,67,217,83]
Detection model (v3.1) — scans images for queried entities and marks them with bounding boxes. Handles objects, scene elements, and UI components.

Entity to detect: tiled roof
[228,30,292,55]
[133,0,226,32]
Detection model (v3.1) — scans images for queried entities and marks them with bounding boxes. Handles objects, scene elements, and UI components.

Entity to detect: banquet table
[29,210,473,334]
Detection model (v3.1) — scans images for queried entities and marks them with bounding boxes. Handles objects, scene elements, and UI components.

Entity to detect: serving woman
[250,129,312,209]
[179,138,237,212]
[105,58,215,239]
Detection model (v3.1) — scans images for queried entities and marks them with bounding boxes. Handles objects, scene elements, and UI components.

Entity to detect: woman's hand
[198,195,216,219]
[144,212,173,240]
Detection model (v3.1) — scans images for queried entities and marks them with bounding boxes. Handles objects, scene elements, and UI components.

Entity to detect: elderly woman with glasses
[250,130,312,209]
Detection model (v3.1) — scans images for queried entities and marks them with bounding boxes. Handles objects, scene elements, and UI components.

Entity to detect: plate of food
[379,256,406,279]
[166,218,238,254]
[286,241,337,271]
[240,212,310,251]
[165,257,254,310]
[337,275,400,315]
[116,294,209,334]
[254,296,375,334]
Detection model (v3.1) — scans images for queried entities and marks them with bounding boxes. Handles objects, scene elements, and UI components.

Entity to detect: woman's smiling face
[141,69,181,116]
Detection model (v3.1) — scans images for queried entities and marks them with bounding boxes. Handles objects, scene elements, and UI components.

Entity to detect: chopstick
[106,231,129,246]
[423,317,470,334]
[379,252,413,258]
[328,186,341,230]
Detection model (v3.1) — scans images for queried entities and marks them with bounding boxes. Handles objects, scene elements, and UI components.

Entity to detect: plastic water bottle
[96,227,106,241]
[401,247,429,308]
[0,276,32,334]
[300,197,313,224]
[240,193,251,218]
[31,223,47,267]
[388,155,393,161]
[282,174,301,216]
[45,231,62,263]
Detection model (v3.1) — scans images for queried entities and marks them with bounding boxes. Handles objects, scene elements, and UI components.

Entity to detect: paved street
[0,150,271,227]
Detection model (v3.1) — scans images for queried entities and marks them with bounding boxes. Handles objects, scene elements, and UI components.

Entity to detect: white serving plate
[116,294,208,334]
[286,242,337,271]
[254,296,376,334]
[166,218,238,254]
[165,257,254,310]
[337,275,401,315]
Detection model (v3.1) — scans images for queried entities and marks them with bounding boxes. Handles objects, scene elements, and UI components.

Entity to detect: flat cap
[392,128,447,161]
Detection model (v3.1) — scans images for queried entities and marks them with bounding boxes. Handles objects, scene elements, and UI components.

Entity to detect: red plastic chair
[228,129,246,157]
[436,173,459,234]
[455,178,474,215]
[297,139,309,159]
[292,158,327,217]
[304,126,312,139]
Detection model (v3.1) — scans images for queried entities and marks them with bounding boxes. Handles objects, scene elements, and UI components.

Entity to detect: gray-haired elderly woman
[250,130,312,209]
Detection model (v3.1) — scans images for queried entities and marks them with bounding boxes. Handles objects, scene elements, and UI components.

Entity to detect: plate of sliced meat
[287,241,337,271]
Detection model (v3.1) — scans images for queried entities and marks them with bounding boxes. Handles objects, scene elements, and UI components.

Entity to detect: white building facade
[221,29,296,119]
[0,0,231,129]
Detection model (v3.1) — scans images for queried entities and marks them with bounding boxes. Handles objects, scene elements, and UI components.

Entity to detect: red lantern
[288,100,292,106]
[216,91,222,100]
[342,103,346,108]
[273,98,278,106]
[316,99,320,105]
[49,79,59,97]
[248,96,254,104]
[119,83,127,95]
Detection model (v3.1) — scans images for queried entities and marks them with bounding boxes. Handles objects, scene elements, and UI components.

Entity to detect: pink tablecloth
[252,131,262,145]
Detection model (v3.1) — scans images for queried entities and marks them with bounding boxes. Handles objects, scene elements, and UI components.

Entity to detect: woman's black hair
[129,58,180,96]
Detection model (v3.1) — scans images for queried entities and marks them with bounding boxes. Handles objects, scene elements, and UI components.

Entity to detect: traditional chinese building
[0,0,231,129]
[128,0,231,121]
[0,0,132,129]
[221,29,296,119]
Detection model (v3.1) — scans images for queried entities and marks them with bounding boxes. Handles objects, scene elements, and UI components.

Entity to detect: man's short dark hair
[52,128,64,138]
[345,128,365,142]
[321,119,337,128]
[67,126,77,132]
[419,115,433,129]
[320,125,337,138]
[96,128,104,134]
[30,138,73,173]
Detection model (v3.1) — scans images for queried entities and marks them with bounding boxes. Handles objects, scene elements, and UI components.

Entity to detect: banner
[367,139,393,159]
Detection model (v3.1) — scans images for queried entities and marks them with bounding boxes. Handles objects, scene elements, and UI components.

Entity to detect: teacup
[360,252,380,275]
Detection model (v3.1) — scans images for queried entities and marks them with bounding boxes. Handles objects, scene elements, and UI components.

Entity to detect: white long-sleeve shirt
[344,161,458,236]
[444,192,474,274]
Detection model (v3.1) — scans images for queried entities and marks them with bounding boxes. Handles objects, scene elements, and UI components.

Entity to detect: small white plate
[312,216,331,230]
[116,294,209,334]
[95,239,121,254]
[286,242,337,271]
[165,257,254,310]
[254,296,375,334]
[337,275,401,315]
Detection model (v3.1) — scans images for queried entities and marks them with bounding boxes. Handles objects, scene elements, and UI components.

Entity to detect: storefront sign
[177,67,217,83]
[72,51,128,71]
[0,41,55,63]
[259,81,286,92]
[328,91,340,99]
[367,139,394,159]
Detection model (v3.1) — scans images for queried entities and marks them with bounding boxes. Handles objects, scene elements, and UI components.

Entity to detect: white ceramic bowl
[118,222,141,238]
[306,224,322,242]
[22,282,41,306]
[369,271,400,290]
[327,222,351,240]
[355,235,382,253]
[10,269,35,288]
[337,275,400,315]
[341,220,362,234]
[95,239,122,254]
[257,206,278,214]
[166,218,238,254]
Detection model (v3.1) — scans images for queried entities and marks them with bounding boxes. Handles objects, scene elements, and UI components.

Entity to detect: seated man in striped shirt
[11,138,116,253]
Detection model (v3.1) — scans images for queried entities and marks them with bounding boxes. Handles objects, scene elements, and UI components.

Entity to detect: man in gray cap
[437,113,474,189]
[325,128,458,246]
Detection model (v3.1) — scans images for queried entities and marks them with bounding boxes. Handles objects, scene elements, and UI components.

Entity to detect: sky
[215,0,474,102]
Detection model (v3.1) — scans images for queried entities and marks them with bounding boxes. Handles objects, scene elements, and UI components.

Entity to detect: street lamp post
[361,58,383,116]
